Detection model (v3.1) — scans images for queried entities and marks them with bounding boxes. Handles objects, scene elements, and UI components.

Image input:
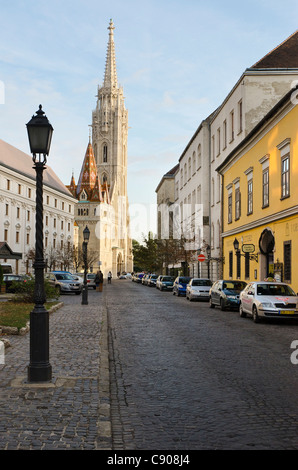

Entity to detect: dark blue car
[173,276,192,296]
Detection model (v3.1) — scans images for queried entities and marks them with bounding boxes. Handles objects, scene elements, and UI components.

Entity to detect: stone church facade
[68,20,133,277]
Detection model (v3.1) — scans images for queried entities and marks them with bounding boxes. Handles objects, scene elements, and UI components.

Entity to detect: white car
[186,278,212,301]
[239,281,298,322]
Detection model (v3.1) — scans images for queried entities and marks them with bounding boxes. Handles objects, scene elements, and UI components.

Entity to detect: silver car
[186,278,212,301]
[239,281,298,322]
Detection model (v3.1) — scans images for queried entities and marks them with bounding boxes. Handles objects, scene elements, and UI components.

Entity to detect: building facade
[68,20,133,277]
[217,86,298,292]
[0,139,76,274]
[160,31,298,280]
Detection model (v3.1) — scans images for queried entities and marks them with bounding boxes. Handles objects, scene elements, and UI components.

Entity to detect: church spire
[76,141,98,197]
[103,19,118,89]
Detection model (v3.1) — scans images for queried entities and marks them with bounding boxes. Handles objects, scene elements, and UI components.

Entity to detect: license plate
[279,310,295,315]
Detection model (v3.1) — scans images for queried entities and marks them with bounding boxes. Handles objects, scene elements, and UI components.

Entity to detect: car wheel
[55,285,61,295]
[239,303,246,318]
[209,297,215,308]
[252,305,260,323]
[93,286,96,290]
[220,299,226,311]
[75,291,81,295]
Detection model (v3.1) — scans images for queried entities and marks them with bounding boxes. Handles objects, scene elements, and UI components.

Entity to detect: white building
[163,31,298,280]
[0,139,76,274]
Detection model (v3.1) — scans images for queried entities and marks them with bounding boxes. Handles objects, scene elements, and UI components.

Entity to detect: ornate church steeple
[103,19,118,89]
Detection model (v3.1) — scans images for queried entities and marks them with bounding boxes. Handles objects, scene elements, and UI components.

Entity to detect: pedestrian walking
[99,270,103,292]
[95,270,100,291]
[108,271,112,284]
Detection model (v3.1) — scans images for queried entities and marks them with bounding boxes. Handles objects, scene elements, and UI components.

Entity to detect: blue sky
[1,0,298,238]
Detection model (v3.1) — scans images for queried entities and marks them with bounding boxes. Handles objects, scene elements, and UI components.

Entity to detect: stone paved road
[108,279,298,450]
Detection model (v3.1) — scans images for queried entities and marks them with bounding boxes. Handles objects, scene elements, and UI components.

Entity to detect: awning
[0,242,22,260]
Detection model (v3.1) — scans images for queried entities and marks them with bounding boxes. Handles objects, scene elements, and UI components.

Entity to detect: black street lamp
[81,226,90,305]
[26,105,53,383]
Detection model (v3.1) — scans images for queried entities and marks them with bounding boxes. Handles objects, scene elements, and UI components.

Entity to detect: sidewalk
[0,289,111,450]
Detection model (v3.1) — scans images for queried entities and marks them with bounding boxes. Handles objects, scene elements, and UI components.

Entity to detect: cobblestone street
[108,279,298,450]
[1,279,298,452]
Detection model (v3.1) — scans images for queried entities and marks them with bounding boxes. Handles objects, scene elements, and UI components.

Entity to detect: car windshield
[192,279,212,286]
[257,284,296,296]
[162,277,174,281]
[179,277,191,284]
[151,275,158,279]
[87,274,95,278]
[55,274,74,280]
[222,281,246,291]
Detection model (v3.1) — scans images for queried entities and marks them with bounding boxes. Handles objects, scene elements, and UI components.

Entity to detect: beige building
[68,20,133,277]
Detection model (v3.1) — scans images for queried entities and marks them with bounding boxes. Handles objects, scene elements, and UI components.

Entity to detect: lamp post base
[82,285,88,305]
[27,306,52,383]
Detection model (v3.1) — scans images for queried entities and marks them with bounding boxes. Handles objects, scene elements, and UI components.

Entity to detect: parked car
[148,274,158,287]
[156,275,175,291]
[71,274,84,286]
[173,276,192,296]
[239,281,298,322]
[3,274,29,293]
[135,273,144,283]
[209,280,247,310]
[86,273,96,289]
[45,272,83,295]
[142,274,150,285]
[186,278,212,301]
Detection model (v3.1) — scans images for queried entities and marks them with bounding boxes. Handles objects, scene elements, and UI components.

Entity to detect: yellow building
[217,85,298,292]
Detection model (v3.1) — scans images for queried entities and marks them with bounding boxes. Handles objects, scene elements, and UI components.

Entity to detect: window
[28,188,31,198]
[103,145,108,163]
[262,168,269,207]
[217,128,220,156]
[245,252,250,279]
[223,120,227,149]
[236,250,241,278]
[62,202,64,210]
[235,187,241,220]
[284,241,291,283]
[230,110,234,142]
[27,210,30,222]
[228,193,232,223]
[45,215,48,226]
[229,251,233,278]
[247,180,253,215]
[238,100,243,133]
[277,139,290,200]
[26,233,30,245]
[5,204,8,216]
[16,231,19,243]
[212,135,215,161]
[54,218,56,228]
[55,199,57,208]
[6,179,10,190]
[197,144,201,169]
[18,184,21,195]
[4,229,8,241]
[16,207,20,219]
[281,155,290,198]
[47,195,49,204]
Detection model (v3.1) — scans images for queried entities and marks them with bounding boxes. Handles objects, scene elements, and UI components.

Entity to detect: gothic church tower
[92,19,128,198]
[68,20,133,277]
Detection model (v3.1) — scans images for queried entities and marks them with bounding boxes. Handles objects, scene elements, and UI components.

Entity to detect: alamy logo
[290,340,298,364]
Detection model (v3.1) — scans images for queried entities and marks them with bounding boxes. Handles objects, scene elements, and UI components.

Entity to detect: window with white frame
[277,139,290,199]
